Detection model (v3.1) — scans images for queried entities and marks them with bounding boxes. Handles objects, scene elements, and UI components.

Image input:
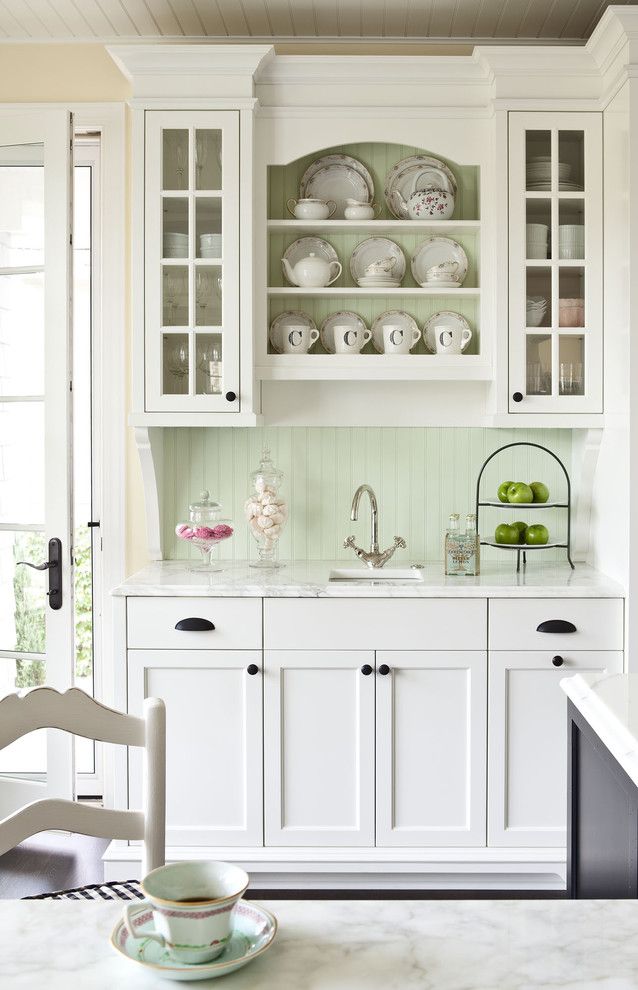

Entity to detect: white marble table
[2,898,638,988]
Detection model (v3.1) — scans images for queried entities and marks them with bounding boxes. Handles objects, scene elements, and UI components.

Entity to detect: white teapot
[392,167,455,221]
[281,251,342,287]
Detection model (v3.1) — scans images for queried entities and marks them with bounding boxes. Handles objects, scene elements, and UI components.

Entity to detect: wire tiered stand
[475,441,575,573]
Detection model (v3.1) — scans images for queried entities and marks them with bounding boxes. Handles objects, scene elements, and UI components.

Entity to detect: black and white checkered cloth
[23,879,144,901]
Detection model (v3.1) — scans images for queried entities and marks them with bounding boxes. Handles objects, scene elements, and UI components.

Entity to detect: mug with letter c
[282,325,319,354]
[333,323,372,354]
[434,324,472,355]
[383,324,421,354]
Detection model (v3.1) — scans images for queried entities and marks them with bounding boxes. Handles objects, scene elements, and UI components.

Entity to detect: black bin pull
[536,619,577,634]
[175,617,215,632]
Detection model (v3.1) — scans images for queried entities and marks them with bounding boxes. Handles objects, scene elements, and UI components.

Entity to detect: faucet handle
[343,535,357,550]
[394,536,407,549]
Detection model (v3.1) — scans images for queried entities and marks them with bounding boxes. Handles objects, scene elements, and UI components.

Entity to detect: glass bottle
[463,513,480,576]
[175,490,234,572]
[245,448,288,569]
[444,513,461,575]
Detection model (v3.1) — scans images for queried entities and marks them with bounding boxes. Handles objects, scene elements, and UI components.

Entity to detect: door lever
[16,537,62,610]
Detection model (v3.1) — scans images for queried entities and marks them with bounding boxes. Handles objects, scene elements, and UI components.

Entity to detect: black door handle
[378,664,391,676]
[247,664,259,675]
[361,664,373,676]
[175,617,215,632]
[17,537,62,610]
[536,619,577,634]
[552,656,564,667]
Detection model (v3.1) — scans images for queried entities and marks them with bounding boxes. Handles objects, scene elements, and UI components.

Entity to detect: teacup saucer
[111,899,277,983]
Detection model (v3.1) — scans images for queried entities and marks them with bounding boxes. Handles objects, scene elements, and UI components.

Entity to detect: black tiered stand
[475,441,575,573]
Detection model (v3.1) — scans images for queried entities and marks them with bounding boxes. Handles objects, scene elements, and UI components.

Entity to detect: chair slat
[0,687,145,749]
[0,799,144,858]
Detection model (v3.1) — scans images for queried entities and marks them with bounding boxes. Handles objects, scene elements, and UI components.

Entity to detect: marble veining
[113,559,624,598]
[561,673,638,788]
[2,898,638,988]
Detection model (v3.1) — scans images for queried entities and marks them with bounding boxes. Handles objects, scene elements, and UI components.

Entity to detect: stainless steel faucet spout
[350,484,379,553]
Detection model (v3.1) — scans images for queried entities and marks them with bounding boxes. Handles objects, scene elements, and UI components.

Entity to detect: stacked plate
[526,157,572,190]
[558,224,584,259]
[526,295,547,327]
[526,223,549,259]
[163,232,188,258]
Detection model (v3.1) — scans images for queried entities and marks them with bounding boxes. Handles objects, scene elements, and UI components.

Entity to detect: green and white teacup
[123,861,249,964]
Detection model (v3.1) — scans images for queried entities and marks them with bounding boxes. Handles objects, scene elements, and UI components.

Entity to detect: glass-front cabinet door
[144,111,239,412]
[508,113,602,413]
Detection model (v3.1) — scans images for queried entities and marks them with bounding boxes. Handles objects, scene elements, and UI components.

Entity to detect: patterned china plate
[281,237,339,285]
[300,155,374,218]
[411,236,468,286]
[370,310,421,353]
[111,899,277,983]
[384,155,457,220]
[349,237,406,283]
[269,311,317,353]
[423,310,473,353]
[320,311,369,353]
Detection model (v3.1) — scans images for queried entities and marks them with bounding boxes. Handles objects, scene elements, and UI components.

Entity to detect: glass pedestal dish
[175,490,234,571]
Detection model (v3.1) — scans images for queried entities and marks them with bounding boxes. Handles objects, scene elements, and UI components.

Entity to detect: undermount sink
[328,567,424,583]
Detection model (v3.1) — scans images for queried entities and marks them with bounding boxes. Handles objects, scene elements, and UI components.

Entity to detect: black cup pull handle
[247,664,259,676]
[175,617,215,632]
[552,656,564,667]
[378,664,391,676]
[361,664,373,676]
[536,619,577,634]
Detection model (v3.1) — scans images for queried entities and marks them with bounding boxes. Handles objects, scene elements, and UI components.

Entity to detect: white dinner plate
[411,236,468,286]
[269,311,317,353]
[384,155,457,220]
[371,310,421,353]
[349,237,406,283]
[281,237,339,285]
[423,310,473,353]
[320,311,369,353]
[300,154,374,218]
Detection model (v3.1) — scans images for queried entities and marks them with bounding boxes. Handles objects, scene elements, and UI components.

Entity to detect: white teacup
[434,324,472,354]
[123,861,249,964]
[282,325,319,354]
[365,256,396,276]
[383,324,420,354]
[333,323,372,354]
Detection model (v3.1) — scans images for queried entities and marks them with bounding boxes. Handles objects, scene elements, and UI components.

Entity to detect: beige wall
[0,45,130,102]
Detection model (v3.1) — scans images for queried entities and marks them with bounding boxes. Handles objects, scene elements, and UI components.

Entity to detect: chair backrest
[0,687,165,875]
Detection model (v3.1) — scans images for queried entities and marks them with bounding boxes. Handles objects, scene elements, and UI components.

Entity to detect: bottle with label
[444,513,462,575]
[463,513,481,576]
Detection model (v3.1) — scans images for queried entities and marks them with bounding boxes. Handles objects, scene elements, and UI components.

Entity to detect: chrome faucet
[343,484,407,568]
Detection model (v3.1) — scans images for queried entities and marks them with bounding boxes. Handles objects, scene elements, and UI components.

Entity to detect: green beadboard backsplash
[162,428,572,565]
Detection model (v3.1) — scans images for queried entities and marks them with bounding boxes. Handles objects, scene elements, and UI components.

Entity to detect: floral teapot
[392,167,455,221]
[281,251,342,288]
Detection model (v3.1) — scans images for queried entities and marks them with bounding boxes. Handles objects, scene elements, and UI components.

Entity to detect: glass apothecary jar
[175,490,234,571]
[245,448,288,568]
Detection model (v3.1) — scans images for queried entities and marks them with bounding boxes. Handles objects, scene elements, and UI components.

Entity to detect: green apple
[525,523,549,545]
[507,482,534,504]
[495,523,519,545]
[497,481,514,503]
[530,481,550,503]
[512,521,528,544]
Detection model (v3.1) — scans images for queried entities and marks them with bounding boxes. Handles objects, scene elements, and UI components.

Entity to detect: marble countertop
[3,898,638,988]
[113,559,624,598]
[562,672,638,787]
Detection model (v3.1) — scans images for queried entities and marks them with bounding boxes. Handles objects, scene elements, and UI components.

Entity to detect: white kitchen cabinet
[508,112,602,413]
[264,650,375,847]
[376,651,487,847]
[128,649,263,846]
[488,650,623,848]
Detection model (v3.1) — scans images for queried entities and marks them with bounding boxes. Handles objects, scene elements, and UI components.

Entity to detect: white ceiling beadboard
[0,0,631,42]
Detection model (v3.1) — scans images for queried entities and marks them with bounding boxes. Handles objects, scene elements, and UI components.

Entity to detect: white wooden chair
[0,687,165,887]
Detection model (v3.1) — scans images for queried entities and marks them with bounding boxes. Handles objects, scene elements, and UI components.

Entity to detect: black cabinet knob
[552,655,564,667]
[378,664,391,676]
[247,664,259,676]
[361,664,373,676]
[225,391,237,402]
[175,617,215,632]
[512,392,524,403]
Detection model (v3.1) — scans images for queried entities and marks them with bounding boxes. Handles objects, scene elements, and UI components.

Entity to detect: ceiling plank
[168,0,206,35]
[23,0,81,37]
[427,0,460,38]
[57,0,113,35]
[0,1,31,36]
[312,0,338,36]
[559,0,615,38]
[337,0,363,37]
[235,0,272,36]
[451,0,484,37]
[360,0,387,38]
[0,0,45,36]
[404,0,434,36]
[473,0,509,38]
[190,0,229,35]
[142,0,184,34]
[492,0,531,38]
[211,0,251,35]
[517,0,558,39]
[537,0,579,38]
[263,0,294,36]
[92,0,139,34]
[118,0,162,35]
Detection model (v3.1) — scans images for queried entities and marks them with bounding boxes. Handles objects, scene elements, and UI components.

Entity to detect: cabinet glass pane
[559,267,585,328]
[162,333,189,395]
[162,130,189,191]
[526,268,551,328]
[196,198,222,259]
[162,198,188,259]
[525,131,551,191]
[196,333,223,395]
[162,266,188,326]
[195,265,222,327]
[195,130,222,191]
[526,334,552,395]
[0,272,44,396]
[558,131,584,191]
[526,199,550,259]
[558,199,584,259]
[559,335,584,395]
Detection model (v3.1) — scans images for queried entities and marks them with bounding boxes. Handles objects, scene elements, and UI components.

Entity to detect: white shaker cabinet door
[488,650,623,848]
[264,651,375,847]
[128,650,263,846]
[376,651,487,847]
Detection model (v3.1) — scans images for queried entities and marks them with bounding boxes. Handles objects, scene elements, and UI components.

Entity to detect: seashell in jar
[257,515,274,529]
[261,504,279,517]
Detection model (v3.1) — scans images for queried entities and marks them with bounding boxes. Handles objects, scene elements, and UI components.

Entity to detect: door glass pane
[195,129,222,191]
[195,265,222,326]
[526,269,551,328]
[0,271,44,395]
[196,333,223,395]
[526,334,552,395]
[0,149,44,267]
[559,268,585,328]
[195,198,222,258]
[558,131,584,191]
[0,530,46,654]
[0,402,44,524]
[163,198,188,260]
[526,200,550,259]
[162,266,188,326]
[559,335,584,396]
[162,130,189,191]
[526,130,551,191]
[163,333,190,394]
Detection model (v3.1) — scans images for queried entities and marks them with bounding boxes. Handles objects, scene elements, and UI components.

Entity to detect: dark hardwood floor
[0,833,110,898]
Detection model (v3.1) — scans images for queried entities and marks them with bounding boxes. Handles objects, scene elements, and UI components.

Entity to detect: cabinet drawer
[489,598,623,652]
[265,599,486,651]
[127,598,262,650]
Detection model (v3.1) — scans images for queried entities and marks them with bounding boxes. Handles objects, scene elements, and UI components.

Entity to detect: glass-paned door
[509,112,602,413]
[145,111,240,412]
[0,111,74,817]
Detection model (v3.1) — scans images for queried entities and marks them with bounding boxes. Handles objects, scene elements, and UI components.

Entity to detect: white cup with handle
[333,324,372,354]
[383,324,420,354]
[434,324,472,355]
[281,325,319,354]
